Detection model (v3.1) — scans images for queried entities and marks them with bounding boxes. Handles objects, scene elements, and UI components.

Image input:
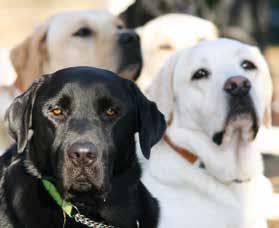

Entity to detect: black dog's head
[5,66,165,201]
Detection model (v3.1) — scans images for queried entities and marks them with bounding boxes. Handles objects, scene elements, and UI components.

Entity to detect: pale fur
[10,10,131,91]
[137,14,218,89]
[143,39,276,228]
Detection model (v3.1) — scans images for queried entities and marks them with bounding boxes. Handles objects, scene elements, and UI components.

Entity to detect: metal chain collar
[74,213,140,228]
[74,213,115,228]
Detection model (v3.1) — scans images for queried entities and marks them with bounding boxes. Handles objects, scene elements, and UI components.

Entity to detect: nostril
[224,81,237,93]
[86,151,96,161]
[68,151,80,160]
[243,80,251,89]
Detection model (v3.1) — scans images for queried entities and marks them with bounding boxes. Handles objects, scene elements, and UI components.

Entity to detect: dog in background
[143,39,277,228]
[10,9,142,91]
[136,13,218,89]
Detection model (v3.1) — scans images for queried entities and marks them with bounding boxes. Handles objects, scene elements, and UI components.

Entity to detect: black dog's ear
[128,81,166,159]
[5,77,46,153]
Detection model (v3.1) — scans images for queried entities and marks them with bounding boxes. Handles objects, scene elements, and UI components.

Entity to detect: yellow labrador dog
[143,39,275,228]
[10,9,142,91]
[137,14,218,89]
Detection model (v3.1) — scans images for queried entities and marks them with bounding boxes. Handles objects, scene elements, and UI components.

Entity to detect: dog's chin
[70,181,93,193]
[118,62,142,81]
[63,179,107,202]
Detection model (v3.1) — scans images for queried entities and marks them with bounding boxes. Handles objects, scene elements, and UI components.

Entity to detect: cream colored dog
[142,39,276,228]
[137,14,218,89]
[10,9,142,91]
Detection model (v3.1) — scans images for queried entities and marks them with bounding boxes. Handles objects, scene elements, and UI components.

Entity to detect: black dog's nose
[67,142,97,166]
[118,31,139,46]
[224,76,251,96]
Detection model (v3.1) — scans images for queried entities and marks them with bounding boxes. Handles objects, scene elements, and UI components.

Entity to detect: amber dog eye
[49,107,64,117]
[105,107,117,118]
[241,60,257,71]
[192,68,210,80]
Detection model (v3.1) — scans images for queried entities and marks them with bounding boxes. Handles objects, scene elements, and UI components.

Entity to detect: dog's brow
[58,95,71,108]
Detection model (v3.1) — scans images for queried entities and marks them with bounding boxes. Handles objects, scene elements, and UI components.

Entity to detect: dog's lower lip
[212,131,224,145]
[69,182,93,194]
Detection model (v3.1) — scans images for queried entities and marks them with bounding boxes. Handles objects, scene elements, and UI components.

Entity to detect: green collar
[24,160,115,227]
[41,179,116,228]
[42,179,74,217]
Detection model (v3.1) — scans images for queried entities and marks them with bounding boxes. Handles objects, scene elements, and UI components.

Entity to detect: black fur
[0,67,166,228]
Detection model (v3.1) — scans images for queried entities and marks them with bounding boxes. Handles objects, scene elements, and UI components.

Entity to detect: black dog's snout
[67,142,97,166]
[118,31,139,46]
[224,76,251,96]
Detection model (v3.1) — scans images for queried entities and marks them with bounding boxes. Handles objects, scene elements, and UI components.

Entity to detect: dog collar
[24,159,116,227]
[42,179,73,217]
[163,134,198,164]
[43,179,117,228]
[162,135,251,184]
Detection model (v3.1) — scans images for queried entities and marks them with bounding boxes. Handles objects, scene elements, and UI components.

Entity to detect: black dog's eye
[49,107,65,118]
[192,68,210,80]
[73,27,93,37]
[241,60,257,71]
[105,107,117,118]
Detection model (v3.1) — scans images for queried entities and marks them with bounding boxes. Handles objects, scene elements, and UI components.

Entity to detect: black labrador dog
[0,67,166,228]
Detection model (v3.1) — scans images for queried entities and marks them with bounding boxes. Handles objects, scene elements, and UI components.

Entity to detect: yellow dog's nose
[224,76,251,96]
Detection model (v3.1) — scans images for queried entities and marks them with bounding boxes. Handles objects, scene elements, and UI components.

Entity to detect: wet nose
[67,142,97,166]
[118,31,140,46]
[223,76,251,96]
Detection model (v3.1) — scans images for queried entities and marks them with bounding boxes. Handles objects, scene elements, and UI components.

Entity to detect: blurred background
[1,0,279,87]
[0,0,278,47]
[0,0,105,47]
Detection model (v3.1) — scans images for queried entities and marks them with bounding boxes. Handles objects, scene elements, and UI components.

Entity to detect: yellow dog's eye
[241,60,257,71]
[192,68,210,80]
[50,107,64,116]
[105,108,117,117]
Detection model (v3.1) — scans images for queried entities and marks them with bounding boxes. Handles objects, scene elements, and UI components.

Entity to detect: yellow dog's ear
[260,51,273,128]
[264,81,273,128]
[146,52,181,123]
[10,22,49,91]
[249,46,273,128]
